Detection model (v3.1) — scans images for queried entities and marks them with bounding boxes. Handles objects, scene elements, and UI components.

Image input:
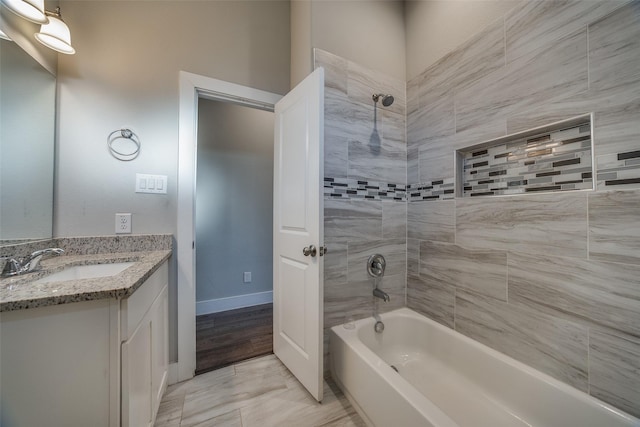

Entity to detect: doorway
[195,99,274,374]
[177,72,282,382]
[177,70,324,399]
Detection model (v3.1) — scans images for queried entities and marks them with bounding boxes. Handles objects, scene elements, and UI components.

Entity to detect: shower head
[372,93,394,107]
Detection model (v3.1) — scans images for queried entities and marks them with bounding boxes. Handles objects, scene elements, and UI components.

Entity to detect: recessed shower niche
[456,114,595,197]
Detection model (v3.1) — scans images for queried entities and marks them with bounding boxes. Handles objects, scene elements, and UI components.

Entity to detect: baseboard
[196,290,273,315]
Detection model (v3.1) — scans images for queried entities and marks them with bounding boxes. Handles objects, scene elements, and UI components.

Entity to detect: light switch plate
[136,173,167,194]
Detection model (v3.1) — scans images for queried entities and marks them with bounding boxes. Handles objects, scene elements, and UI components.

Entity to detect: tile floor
[155,354,365,427]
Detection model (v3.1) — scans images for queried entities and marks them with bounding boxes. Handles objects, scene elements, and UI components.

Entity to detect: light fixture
[35,7,74,54]
[0,26,11,41]
[1,0,47,24]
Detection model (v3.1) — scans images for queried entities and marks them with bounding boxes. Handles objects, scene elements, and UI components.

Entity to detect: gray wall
[406,0,640,417]
[315,49,407,374]
[196,99,273,303]
[291,0,406,87]
[55,0,290,362]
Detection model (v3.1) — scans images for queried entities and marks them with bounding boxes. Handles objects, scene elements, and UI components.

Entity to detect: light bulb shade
[2,0,47,24]
[35,15,75,54]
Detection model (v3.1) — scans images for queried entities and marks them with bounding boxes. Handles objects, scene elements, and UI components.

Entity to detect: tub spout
[373,287,390,302]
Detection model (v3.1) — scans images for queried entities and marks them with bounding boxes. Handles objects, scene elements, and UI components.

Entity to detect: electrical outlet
[115,213,132,234]
[243,272,251,283]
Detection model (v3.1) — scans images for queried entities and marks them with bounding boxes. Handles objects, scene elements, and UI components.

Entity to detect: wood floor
[155,354,365,427]
[196,303,273,375]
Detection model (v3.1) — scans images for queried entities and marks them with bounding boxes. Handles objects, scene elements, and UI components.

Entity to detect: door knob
[302,245,317,257]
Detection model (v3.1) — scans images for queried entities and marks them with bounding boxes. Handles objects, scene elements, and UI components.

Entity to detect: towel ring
[107,128,140,161]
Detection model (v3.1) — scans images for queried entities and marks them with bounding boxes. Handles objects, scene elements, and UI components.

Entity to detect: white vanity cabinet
[0,261,169,427]
[121,261,169,427]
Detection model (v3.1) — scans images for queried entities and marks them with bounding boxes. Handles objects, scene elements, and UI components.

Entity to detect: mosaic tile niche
[458,115,594,197]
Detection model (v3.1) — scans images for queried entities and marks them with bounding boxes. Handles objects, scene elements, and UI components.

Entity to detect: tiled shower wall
[314,49,407,373]
[407,1,640,417]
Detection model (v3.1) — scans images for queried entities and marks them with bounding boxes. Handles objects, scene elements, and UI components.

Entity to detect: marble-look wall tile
[347,238,406,283]
[456,192,588,258]
[407,144,419,184]
[323,242,347,288]
[324,199,382,244]
[455,29,588,134]
[407,274,455,329]
[589,328,640,418]
[414,16,505,99]
[588,1,640,94]
[346,101,406,184]
[347,139,406,186]
[324,276,374,329]
[346,60,406,117]
[589,1,640,158]
[314,49,348,95]
[317,49,407,184]
[408,86,455,141]
[455,290,589,391]
[407,238,419,276]
[505,94,593,135]
[381,109,405,145]
[508,252,640,337]
[505,0,626,63]
[592,90,640,159]
[419,145,454,184]
[420,241,507,301]
[382,201,406,239]
[324,89,350,178]
[407,200,454,243]
[589,190,640,265]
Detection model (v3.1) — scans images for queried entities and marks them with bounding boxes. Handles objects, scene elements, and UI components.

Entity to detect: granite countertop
[0,250,171,312]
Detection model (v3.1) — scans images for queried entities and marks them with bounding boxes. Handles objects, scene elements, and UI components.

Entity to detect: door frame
[177,71,282,382]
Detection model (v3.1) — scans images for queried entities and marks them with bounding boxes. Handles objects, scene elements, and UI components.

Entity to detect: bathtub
[330,308,639,427]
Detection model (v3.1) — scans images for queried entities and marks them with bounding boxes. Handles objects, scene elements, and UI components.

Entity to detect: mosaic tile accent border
[460,121,594,197]
[596,150,640,191]
[408,178,455,201]
[324,177,406,201]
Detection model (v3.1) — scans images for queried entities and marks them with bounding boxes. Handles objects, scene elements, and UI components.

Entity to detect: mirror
[0,38,56,244]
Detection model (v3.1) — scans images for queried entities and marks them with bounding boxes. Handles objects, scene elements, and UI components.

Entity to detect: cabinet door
[151,286,169,416]
[122,320,152,427]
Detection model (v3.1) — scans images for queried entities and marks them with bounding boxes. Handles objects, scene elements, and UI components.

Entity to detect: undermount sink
[33,262,135,284]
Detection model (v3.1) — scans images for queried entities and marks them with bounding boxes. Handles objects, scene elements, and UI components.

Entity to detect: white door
[273,67,324,401]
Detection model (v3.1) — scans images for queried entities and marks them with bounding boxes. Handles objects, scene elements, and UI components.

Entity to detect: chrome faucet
[1,248,64,277]
[373,287,390,302]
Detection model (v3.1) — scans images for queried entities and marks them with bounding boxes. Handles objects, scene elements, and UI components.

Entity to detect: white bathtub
[330,308,639,427]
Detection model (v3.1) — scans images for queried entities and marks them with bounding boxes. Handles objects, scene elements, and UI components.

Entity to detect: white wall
[56,0,290,362]
[405,0,519,80]
[196,100,273,303]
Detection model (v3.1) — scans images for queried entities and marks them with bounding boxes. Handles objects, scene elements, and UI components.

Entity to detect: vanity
[0,10,171,427]
[0,236,172,427]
